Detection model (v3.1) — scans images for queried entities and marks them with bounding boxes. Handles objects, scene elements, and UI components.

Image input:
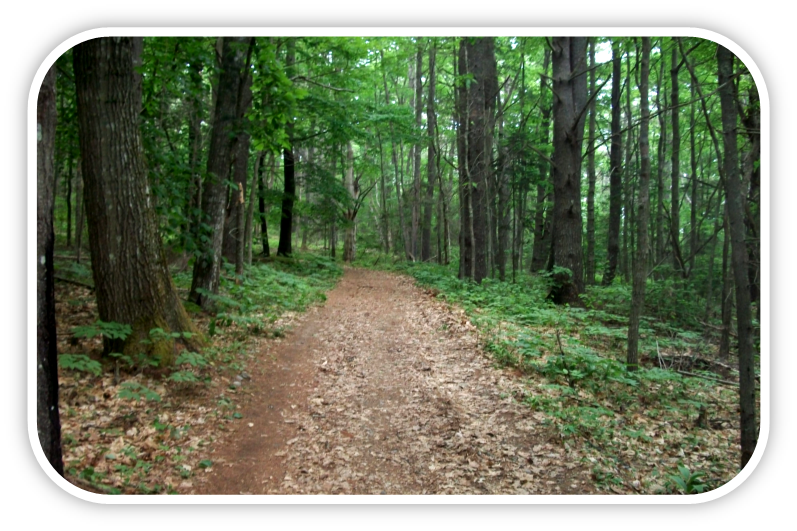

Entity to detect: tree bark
[74,164,85,262]
[627,38,651,371]
[75,37,203,362]
[244,152,261,265]
[603,40,623,286]
[223,71,253,265]
[343,142,358,262]
[671,42,682,273]
[189,37,250,309]
[37,65,63,476]
[549,37,588,304]
[655,48,667,267]
[259,152,274,257]
[457,40,473,279]
[689,82,699,273]
[461,37,497,283]
[278,38,297,257]
[717,44,757,469]
[422,41,437,262]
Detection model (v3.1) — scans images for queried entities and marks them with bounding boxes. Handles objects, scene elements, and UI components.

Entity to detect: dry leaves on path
[200,268,594,495]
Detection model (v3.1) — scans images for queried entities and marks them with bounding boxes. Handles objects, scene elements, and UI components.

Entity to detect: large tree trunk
[278,38,297,257]
[549,37,588,304]
[627,38,651,371]
[189,37,250,309]
[421,42,437,262]
[603,40,623,286]
[456,41,473,279]
[37,65,63,476]
[739,85,761,322]
[461,37,497,283]
[717,45,757,469]
[222,72,253,265]
[75,37,203,362]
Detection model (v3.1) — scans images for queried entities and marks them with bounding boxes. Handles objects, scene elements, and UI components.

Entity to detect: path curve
[197,268,593,495]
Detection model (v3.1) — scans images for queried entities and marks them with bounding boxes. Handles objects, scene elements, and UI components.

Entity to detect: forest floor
[194,267,594,495]
[56,254,743,496]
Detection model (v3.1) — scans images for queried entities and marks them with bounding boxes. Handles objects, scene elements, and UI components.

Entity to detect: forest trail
[196,268,595,495]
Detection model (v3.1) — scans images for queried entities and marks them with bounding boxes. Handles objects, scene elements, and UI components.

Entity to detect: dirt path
[196,268,594,495]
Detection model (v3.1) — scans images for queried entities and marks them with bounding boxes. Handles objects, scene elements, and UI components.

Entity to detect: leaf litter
[55,266,741,496]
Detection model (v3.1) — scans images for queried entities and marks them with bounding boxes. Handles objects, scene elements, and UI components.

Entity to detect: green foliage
[71,320,132,341]
[174,351,208,368]
[668,465,707,494]
[58,354,102,376]
[117,382,161,402]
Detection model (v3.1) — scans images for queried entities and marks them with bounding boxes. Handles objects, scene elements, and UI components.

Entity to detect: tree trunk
[74,164,85,262]
[37,65,63,476]
[244,152,260,266]
[343,142,357,262]
[461,37,497,283]
[189,37,250,309]
[457,40,473,279]
[278,38,297,257]
[412,44,423,261]
[671,42,682,273]
[655,48,667,267]
[627,38,651,371]
[549,37,588,304]
[621,48,635,282]
[65,154,72,248]
[422,41,437,262]
[689,82,699,273]
[259,152,273,257]
[719,207,732,358]
[603,40,623,286]
[223,71,253,264]
[704,191,722,321]
[717,44,757,469]
[75,37,203,362]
